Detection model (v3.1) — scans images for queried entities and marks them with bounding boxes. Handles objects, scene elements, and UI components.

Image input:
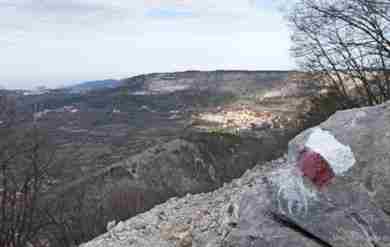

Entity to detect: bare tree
[0,94,57,247]
[289,0,390,107]
[0,92,161,246]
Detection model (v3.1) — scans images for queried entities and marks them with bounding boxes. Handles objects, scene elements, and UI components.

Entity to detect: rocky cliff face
[122,70,293,95]
[81,101,390,247]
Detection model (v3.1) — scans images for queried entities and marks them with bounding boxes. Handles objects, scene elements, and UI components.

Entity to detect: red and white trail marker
[272,128,356,216]
[298,128,356,188]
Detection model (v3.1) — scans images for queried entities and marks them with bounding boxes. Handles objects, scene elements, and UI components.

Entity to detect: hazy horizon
[1,0,295,90]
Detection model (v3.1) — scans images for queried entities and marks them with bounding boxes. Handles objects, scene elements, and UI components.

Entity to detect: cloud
[0,0,105,13]
[145,7,194,18]
[0,0,295,89]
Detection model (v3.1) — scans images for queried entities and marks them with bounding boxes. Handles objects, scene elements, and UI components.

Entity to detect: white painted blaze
[305,128,356,175]
[271,165,317,216]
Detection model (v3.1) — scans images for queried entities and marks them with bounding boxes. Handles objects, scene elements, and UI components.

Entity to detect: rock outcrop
[122,70,292,95]
[81,101,390,247]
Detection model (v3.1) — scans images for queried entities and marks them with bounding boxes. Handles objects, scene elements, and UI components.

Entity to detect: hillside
[81,101,390,247]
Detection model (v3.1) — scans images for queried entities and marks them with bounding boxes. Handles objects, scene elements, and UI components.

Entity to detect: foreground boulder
[81,101,390,247]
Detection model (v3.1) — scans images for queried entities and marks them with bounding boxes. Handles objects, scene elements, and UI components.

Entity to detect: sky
[0,0,295,89]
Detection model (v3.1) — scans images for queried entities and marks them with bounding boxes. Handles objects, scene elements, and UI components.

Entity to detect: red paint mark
[297,148,335,188]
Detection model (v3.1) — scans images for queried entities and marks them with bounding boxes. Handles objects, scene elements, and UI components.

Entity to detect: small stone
[106,220,116,232]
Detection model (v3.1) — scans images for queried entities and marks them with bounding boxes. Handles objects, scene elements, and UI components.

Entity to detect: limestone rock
[266,102,390,247]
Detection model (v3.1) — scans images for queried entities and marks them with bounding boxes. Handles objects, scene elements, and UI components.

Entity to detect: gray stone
[267,101,390,247]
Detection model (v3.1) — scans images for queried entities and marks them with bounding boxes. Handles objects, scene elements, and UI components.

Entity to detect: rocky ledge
[81,101,390,247]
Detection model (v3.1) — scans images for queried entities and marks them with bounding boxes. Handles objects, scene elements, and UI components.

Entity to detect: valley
[1,70,326,246]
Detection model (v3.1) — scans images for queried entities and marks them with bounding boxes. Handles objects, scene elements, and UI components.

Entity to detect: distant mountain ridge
[67,79,122,93]
[121,70,294,95]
